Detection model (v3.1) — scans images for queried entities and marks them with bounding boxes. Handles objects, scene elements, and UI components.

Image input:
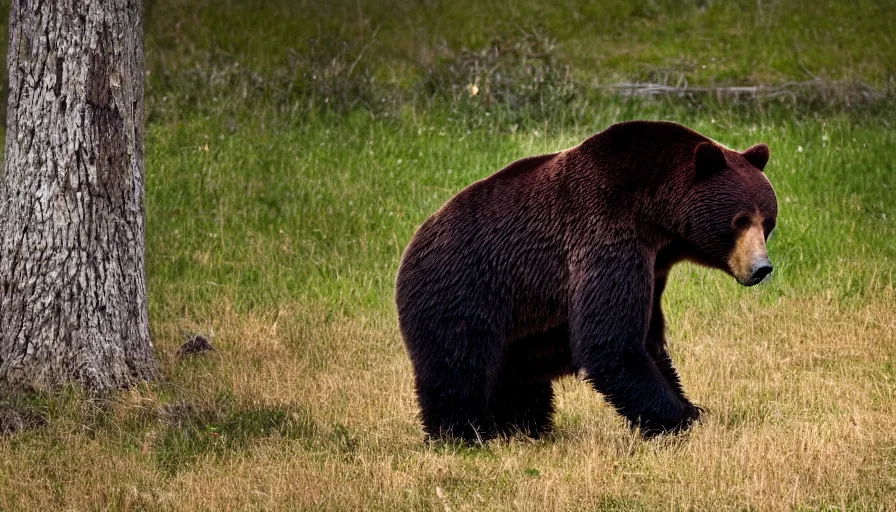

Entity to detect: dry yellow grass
[1,274,894,511]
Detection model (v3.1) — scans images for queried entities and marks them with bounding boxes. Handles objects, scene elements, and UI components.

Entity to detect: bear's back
[397,120,718,325]
[396,150,570,322]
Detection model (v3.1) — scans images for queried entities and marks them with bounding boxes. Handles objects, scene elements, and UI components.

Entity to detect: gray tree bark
[0,0,158,391]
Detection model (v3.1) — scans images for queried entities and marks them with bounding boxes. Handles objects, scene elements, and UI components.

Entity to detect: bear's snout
[728,222,773,286]
[744,258,773,286]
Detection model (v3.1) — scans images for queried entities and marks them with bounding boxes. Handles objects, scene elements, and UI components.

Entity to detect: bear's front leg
[570,248,699,437]
[648,275,702,419]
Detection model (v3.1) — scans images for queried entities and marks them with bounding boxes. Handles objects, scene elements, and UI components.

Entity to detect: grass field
[1,0,896,510]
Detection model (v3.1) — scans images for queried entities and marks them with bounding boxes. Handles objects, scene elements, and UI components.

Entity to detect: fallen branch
[596,78,888,103]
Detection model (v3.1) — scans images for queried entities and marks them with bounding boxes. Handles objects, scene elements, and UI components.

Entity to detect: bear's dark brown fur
[396,120,778,442]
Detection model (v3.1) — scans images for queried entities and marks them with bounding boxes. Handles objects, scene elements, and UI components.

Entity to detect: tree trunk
[0,0,157,391]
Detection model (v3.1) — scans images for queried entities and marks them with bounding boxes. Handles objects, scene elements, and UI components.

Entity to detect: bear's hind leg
[491,378,555,439]
[411,324,505,444]
[417,385,494,443]
[490,325,571,439]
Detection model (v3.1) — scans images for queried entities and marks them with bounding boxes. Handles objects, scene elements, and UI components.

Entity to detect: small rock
[176,335,215,357]
[0,405,43,436]
[0,408,25,436]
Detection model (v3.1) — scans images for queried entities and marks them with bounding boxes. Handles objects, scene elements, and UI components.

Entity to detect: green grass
[145,104,896,318]
[144,0,896,88]
[1,0,896,510]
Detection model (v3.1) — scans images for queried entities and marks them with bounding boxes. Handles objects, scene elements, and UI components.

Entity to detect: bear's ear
[693,142,727,180]
[742,143,770,171]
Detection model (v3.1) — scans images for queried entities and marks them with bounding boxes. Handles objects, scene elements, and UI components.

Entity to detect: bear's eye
[732,214,752,231]
[763,220,776,240]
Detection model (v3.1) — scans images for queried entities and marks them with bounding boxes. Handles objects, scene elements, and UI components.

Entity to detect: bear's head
[680,142,778,287]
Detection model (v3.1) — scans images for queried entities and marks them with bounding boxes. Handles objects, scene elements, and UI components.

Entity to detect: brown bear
[395,120,777,442]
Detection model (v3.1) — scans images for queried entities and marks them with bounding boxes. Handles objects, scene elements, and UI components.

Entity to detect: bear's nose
[750,263,773,283]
